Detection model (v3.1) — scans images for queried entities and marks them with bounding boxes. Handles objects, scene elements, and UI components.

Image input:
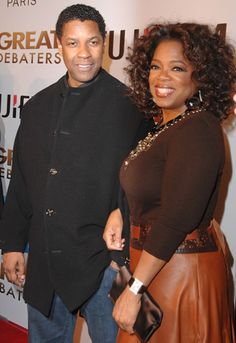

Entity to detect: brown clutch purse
[109,265,163,342]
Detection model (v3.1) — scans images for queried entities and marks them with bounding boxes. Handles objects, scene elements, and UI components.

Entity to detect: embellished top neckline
[124,108,204,169]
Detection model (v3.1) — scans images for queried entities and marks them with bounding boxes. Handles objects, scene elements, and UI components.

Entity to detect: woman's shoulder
[166,109,224,152]
[175,109,222,137]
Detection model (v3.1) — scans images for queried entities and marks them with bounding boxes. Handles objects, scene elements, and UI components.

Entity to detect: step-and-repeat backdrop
[1,0,236,341]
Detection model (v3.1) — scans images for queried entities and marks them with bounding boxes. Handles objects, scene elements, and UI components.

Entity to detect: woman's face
[149,39,197,122]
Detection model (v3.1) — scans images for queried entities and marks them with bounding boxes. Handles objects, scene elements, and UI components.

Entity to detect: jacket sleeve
[110,186,130,265]
[0,130,4,217]
[110,118,153,265]
[0,126,32,253]
[0,179,4,218]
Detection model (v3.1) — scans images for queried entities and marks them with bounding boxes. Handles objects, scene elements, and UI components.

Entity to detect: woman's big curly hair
[125,23,236,120]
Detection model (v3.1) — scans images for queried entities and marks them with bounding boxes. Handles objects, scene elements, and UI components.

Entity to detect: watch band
[128,276,146,295]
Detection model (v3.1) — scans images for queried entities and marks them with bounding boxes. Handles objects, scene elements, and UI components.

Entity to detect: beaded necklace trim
[124,108,204,170]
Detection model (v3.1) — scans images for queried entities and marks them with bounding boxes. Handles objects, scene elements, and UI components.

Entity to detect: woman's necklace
[124,108,204,170]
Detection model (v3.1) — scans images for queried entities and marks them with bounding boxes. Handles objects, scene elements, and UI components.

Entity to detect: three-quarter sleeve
[144,117,224,261]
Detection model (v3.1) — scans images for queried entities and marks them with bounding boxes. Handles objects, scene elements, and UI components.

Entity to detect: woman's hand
[113,286,141,334]
[103,208,125,250]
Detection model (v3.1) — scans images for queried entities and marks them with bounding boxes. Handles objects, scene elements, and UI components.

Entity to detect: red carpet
[0,320,28,343]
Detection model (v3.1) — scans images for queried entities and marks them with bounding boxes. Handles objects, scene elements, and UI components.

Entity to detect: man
[0,4,148,343]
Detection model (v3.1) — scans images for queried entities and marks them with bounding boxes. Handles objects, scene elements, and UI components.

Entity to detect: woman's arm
[112,250,166,333]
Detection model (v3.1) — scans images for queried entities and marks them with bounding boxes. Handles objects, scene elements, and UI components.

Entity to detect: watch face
[129,277,145,294]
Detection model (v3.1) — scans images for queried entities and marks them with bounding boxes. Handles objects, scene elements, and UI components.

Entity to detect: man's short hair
[56,3,106,41]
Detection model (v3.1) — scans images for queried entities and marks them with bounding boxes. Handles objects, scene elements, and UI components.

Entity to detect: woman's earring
[198,90,203,102]
[186,90,203,110]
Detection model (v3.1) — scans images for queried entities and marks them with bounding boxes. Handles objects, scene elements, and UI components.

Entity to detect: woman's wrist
[125,285,142,299]
[128,276,146,295]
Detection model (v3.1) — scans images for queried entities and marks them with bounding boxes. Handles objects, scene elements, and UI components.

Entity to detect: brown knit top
[120,110,225,261]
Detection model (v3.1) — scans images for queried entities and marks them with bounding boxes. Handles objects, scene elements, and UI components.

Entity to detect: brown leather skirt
[117,225,235,343]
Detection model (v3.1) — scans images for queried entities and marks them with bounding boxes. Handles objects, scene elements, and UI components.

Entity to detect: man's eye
[90,40,98,46]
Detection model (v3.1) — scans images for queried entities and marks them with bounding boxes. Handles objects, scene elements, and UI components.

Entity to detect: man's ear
[57,38,62,55]
[102,40,106,54]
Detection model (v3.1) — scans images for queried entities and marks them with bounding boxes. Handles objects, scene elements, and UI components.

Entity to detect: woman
[103,23,236,342]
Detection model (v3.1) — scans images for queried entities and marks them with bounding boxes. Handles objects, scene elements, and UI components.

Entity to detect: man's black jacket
[0,69,150,315]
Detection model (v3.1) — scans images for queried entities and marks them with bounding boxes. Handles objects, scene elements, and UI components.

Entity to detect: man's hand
[103,208,125,250]
[3,252,26,287]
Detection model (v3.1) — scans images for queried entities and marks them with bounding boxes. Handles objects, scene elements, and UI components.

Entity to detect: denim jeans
[27,265,118,343]
[28,294,77,343]
[80,265,118,343]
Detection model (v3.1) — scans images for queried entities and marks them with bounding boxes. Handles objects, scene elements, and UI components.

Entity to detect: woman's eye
[150,64,160,70]
[173,66,185,72]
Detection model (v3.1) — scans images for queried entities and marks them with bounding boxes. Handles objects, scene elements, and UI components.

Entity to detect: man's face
[57,19,105,87]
